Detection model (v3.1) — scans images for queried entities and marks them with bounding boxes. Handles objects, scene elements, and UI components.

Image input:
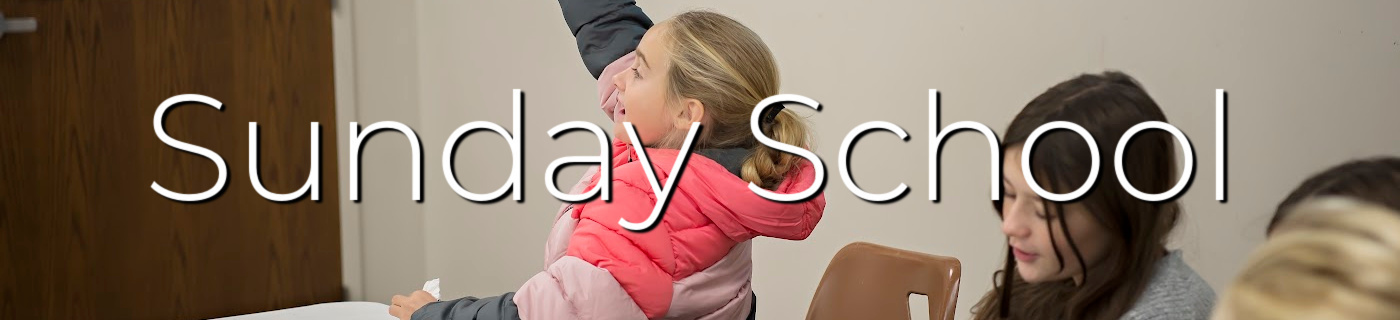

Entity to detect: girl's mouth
[1013,246,1039,262]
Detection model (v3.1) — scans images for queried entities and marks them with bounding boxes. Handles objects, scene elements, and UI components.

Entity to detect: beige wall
[336,0,1400,318]
[334,0,428,302]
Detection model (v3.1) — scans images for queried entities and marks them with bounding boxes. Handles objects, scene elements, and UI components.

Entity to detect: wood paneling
[0,1,341,318]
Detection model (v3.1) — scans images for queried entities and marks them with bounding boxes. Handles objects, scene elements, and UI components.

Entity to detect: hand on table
[388,290,436,320]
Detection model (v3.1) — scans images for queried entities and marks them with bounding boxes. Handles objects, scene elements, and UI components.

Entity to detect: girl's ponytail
[663,11,811,189]
[741,109,811,190]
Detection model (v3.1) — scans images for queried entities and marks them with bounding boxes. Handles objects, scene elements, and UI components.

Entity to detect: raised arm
[557,0,653,79]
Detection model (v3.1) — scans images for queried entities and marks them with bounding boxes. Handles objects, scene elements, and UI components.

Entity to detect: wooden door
[0,1,342,319]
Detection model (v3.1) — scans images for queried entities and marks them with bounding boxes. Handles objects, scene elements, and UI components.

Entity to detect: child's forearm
[557,0,653,79]
[411,292,520,320]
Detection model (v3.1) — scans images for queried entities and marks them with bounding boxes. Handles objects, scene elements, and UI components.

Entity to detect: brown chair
[805,242,962,320]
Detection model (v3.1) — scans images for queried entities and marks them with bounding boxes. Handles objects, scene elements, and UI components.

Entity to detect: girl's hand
[388,290,436,320]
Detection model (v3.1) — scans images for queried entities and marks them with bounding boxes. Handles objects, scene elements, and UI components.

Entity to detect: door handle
[0,11,39,40]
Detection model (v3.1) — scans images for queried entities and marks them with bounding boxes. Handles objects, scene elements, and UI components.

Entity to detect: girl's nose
[1000,205,1032,239]
[612,70,628,92]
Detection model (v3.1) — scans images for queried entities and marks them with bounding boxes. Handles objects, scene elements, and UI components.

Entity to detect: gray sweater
[1121,250,1217,320]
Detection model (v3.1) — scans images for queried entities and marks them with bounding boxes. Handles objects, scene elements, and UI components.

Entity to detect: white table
[212,301,397,320]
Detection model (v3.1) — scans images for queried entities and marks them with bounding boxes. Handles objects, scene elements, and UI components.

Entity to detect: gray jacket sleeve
[557,0,653,79]
[410,292,520,320]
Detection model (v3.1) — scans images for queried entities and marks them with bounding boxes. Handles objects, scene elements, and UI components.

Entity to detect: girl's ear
[675,98,705,130]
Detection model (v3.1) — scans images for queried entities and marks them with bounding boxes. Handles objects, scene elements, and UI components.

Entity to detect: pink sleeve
[597,52,636,122]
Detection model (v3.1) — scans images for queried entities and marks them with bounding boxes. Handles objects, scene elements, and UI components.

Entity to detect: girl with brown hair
[972,71,1216,320]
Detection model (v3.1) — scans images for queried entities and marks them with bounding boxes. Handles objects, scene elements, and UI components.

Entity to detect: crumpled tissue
[422,278,441,300]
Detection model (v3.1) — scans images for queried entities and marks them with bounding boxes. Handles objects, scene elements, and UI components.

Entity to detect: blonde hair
[659,10,811,190]
[1213,197,1400,320]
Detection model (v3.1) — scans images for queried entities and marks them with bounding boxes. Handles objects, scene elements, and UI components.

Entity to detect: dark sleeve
[410,292,520,320]
[557,0,653,79]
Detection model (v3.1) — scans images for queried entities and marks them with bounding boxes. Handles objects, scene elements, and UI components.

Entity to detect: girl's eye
[631,68,642,79]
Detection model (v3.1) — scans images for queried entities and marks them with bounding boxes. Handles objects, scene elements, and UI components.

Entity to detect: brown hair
[659,11,811,190]
[1269,157,1400,236]
[972,71,1182,320]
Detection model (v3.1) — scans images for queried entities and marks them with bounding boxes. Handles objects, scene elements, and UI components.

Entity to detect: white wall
[335,0,1400,318]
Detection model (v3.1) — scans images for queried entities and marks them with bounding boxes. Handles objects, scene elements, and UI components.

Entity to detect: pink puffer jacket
[512,53,826,319]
